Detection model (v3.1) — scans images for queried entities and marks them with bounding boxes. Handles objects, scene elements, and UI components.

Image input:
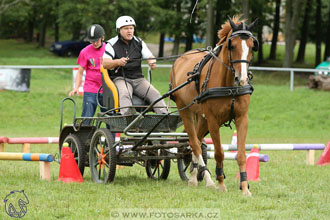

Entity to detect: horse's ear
[248,18,258,31]
[228,16,238,31]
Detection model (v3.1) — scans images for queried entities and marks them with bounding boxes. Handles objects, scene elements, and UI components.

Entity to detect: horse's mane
[217,15,245,46]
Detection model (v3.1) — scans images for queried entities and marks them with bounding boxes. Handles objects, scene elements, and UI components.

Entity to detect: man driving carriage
[103,15,168,115]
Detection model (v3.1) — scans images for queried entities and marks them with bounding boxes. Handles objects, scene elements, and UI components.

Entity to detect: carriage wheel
[145,150,171,180]
[177,143,208,181]
[63,134,85,176]
[89,128,117,184]
[177,153,191,181]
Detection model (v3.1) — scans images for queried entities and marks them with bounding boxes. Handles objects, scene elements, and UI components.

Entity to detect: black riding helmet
[87,24,105,42]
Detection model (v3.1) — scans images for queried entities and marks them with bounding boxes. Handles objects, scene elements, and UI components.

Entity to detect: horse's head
[226,17,258,86]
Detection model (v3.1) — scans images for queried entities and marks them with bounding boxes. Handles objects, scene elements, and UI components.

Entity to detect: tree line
[1,0,330,67]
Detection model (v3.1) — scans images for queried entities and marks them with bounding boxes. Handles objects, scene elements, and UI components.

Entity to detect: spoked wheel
[145,150,171,180]
[177,151,191,181]
[63,134,85,176]
[177,143,208,181]
[89,128,116,184]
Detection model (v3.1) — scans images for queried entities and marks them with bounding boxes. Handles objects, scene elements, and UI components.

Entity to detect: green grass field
[0,39,330,219]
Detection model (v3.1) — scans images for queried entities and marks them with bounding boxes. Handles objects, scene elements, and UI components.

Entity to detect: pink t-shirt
[77,43,106,93]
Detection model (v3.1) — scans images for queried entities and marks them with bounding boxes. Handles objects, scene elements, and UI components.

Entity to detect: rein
[129,48,208,62]
[207,46,233,73]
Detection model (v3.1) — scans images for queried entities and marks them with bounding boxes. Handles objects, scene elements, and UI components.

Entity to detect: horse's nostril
[234,77,240,85]
[240,78,248,86]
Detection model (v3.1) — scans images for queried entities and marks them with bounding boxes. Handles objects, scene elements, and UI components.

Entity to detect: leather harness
[169,28,256,129]
[186,45,254,129]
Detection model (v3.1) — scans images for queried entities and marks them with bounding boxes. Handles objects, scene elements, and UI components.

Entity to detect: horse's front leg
[178,110,202,187]
[207,116,227,192]
[189,138,216,189]
[236,116,252,196]
[195,115,216,188]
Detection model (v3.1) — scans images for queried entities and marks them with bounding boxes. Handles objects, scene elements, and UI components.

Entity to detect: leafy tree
[58,0,91,40]
[283,0,303,67]
[185,0,198,51]
[315,0,322,66]
[206,0,214,47]
[250,0,273,64]
[152,0,176,56]
[323,1,330,60]
[0,0,27,15]
[295,0,313,63]
[269,0,281,60]
[0,1,25,38]
[212,0,237,46]
[169,0,185,55]
[240,0,249,20]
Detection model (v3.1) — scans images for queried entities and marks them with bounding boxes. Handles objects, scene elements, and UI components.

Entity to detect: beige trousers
[113,77,168,115]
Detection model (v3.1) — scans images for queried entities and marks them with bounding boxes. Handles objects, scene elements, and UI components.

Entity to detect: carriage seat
[100,67,150,114]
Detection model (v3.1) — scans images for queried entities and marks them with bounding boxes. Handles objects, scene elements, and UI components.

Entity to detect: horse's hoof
[188,179,198,187]
[206,182,217,189]
[216,184,227,192]
[242,190,252,196]
[205,176,216,189]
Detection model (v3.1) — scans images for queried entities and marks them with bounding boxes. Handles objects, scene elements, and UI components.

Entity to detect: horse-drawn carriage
[59,16,258,195]
[59,66,208,183]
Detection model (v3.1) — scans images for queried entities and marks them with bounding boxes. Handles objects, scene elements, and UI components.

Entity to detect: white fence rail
[0,65,324,91]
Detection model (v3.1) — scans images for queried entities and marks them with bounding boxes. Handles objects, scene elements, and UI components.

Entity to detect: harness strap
[240,171,247,182]
[186,46,223,94]
[190,162,198,174]
[196,84,254,103]
[239,171,250,190]
[200,58,214,94]
[197,166,211,182]
[195,84,253,129]
[231,59,250,64]
[215,165,226,181]
[223,98,235,129]
[208,45,232,73]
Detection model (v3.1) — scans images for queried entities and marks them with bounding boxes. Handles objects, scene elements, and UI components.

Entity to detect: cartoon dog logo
[4,190,29,218]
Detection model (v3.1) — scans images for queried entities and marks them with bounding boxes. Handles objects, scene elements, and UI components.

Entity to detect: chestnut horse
[170,16,258,195]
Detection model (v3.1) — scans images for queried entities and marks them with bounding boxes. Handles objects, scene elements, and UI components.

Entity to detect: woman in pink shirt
[69,24,106,119]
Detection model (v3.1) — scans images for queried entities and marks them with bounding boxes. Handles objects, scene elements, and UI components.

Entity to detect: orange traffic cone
[236,145,260,181]
[317,141,330,166]
[115,133,120,142]
[57,143,84,183]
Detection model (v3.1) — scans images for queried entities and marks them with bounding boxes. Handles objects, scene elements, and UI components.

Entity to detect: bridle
[207,27,258,85]
[226,24,259,77]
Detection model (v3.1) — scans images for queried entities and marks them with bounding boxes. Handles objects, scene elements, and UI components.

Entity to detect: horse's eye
[230,45,235,50]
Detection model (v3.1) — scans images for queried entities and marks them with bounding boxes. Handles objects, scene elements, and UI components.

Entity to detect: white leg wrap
[197,154,216,188]
[188,153,198,186]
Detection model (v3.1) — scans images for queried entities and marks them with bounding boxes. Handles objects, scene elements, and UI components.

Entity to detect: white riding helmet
[116,16,136,30]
